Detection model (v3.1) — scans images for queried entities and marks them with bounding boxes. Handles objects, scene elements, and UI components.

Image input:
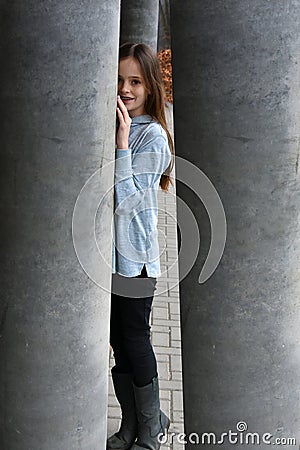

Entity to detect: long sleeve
[114,134,171,215]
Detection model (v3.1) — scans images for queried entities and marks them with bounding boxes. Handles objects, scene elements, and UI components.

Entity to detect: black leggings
[109,265,158,387]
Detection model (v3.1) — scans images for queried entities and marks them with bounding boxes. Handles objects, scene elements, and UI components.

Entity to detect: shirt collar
[131,114,154,125]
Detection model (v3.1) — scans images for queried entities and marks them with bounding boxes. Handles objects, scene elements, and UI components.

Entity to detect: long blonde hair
[119,42,174,192]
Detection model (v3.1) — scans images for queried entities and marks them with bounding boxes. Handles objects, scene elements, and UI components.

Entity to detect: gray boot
[107,371,138,450]
[130,375,170,450]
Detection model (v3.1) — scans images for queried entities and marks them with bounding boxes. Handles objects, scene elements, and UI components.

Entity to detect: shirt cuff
[115,148,132,182]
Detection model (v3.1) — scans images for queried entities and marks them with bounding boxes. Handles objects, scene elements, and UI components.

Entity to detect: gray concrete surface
[170,1,300,448]
[158,0,171,51]
[0,2,120,449]
[120,0,159,50]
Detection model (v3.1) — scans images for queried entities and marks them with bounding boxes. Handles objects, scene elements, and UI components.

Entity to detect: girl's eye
[117,78,140,85]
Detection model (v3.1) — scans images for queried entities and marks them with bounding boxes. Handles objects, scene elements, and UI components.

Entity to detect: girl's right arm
[114,133,171,215]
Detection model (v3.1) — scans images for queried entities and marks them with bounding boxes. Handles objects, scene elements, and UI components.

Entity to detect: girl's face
[118,56,149,118]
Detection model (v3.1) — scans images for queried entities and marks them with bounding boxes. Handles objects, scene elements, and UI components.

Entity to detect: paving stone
[168,284,180,293]
[165,276,179,283]
[171,327,182,341]
[109,406,121,419]
[169,303,180,315]
[172,410,185,423]
[166,257,178,265]
[160,398,171,417]
[152,306,169,320]
[167,250,178,258]
[151,324,170,333]
[156,297,173,307]
[156,281,168,291]
[154,346,182,355]
[108,377,115,395]
[165,227,177,233]
[157,276,168,282]
[155,289,168,298]
[170,313,180,321]
[158,361,171,380]
[108,394,119,407]
[170,355,183,372]
[108,356,114,368]
[155,290,170,299]
[160,389,171,401]
[170,339,181,349]
[154,318,181,328]
[161,444,171,450]
[167,270,180,279]
[108,358,115,369]
[152,331,170,347]
[160,379,183,390]
[173,390,184,411]
[168,423,186,440]
[157,353,170,363]
[171,371,182,381]
[161,296,179,303]
[107,418,121,438]
[172,437,186,450]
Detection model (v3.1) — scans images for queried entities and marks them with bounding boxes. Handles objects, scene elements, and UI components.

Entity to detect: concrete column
[171,0,300,446]
[0,1,120,449]
[120,0,159,50]
[158,0,170,51]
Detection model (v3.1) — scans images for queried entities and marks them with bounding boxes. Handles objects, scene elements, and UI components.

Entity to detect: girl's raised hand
[116,96,132,149]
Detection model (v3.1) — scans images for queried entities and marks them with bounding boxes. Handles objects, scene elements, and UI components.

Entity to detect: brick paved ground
[107,104,184,449]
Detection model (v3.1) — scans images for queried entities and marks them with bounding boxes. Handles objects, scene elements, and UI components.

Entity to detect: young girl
[108,43,174,450]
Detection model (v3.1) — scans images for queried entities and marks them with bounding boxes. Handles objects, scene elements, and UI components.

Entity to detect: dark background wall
[170,1,300,448]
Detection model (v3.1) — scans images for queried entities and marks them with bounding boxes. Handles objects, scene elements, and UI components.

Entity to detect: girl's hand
[116,96,131,149]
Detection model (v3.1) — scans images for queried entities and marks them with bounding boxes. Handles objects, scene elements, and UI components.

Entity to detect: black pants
[109,265,158,387]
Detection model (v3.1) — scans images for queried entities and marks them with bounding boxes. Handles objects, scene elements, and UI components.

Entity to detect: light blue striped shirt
[112,114,172,278]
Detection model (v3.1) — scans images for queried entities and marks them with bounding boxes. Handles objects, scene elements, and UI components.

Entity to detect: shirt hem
[113,270,160,278]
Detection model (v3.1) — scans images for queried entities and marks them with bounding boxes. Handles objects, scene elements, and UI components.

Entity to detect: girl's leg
[110,271,170,449]
[120,282,170,449]
[108,292,138,449]
[110,291,133,374]
[118,292,158,387]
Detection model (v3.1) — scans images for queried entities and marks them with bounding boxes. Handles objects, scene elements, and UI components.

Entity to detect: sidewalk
[107,104,184,449]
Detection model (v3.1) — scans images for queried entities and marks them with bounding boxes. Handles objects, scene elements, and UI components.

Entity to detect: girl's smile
[118,56,149,117]
[120,96,135,103]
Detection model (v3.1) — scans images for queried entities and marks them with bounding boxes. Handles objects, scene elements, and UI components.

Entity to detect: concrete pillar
[0,1,120,449]
[158,0,170,51]
[120,0,159,50]
[171,0,300,446]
